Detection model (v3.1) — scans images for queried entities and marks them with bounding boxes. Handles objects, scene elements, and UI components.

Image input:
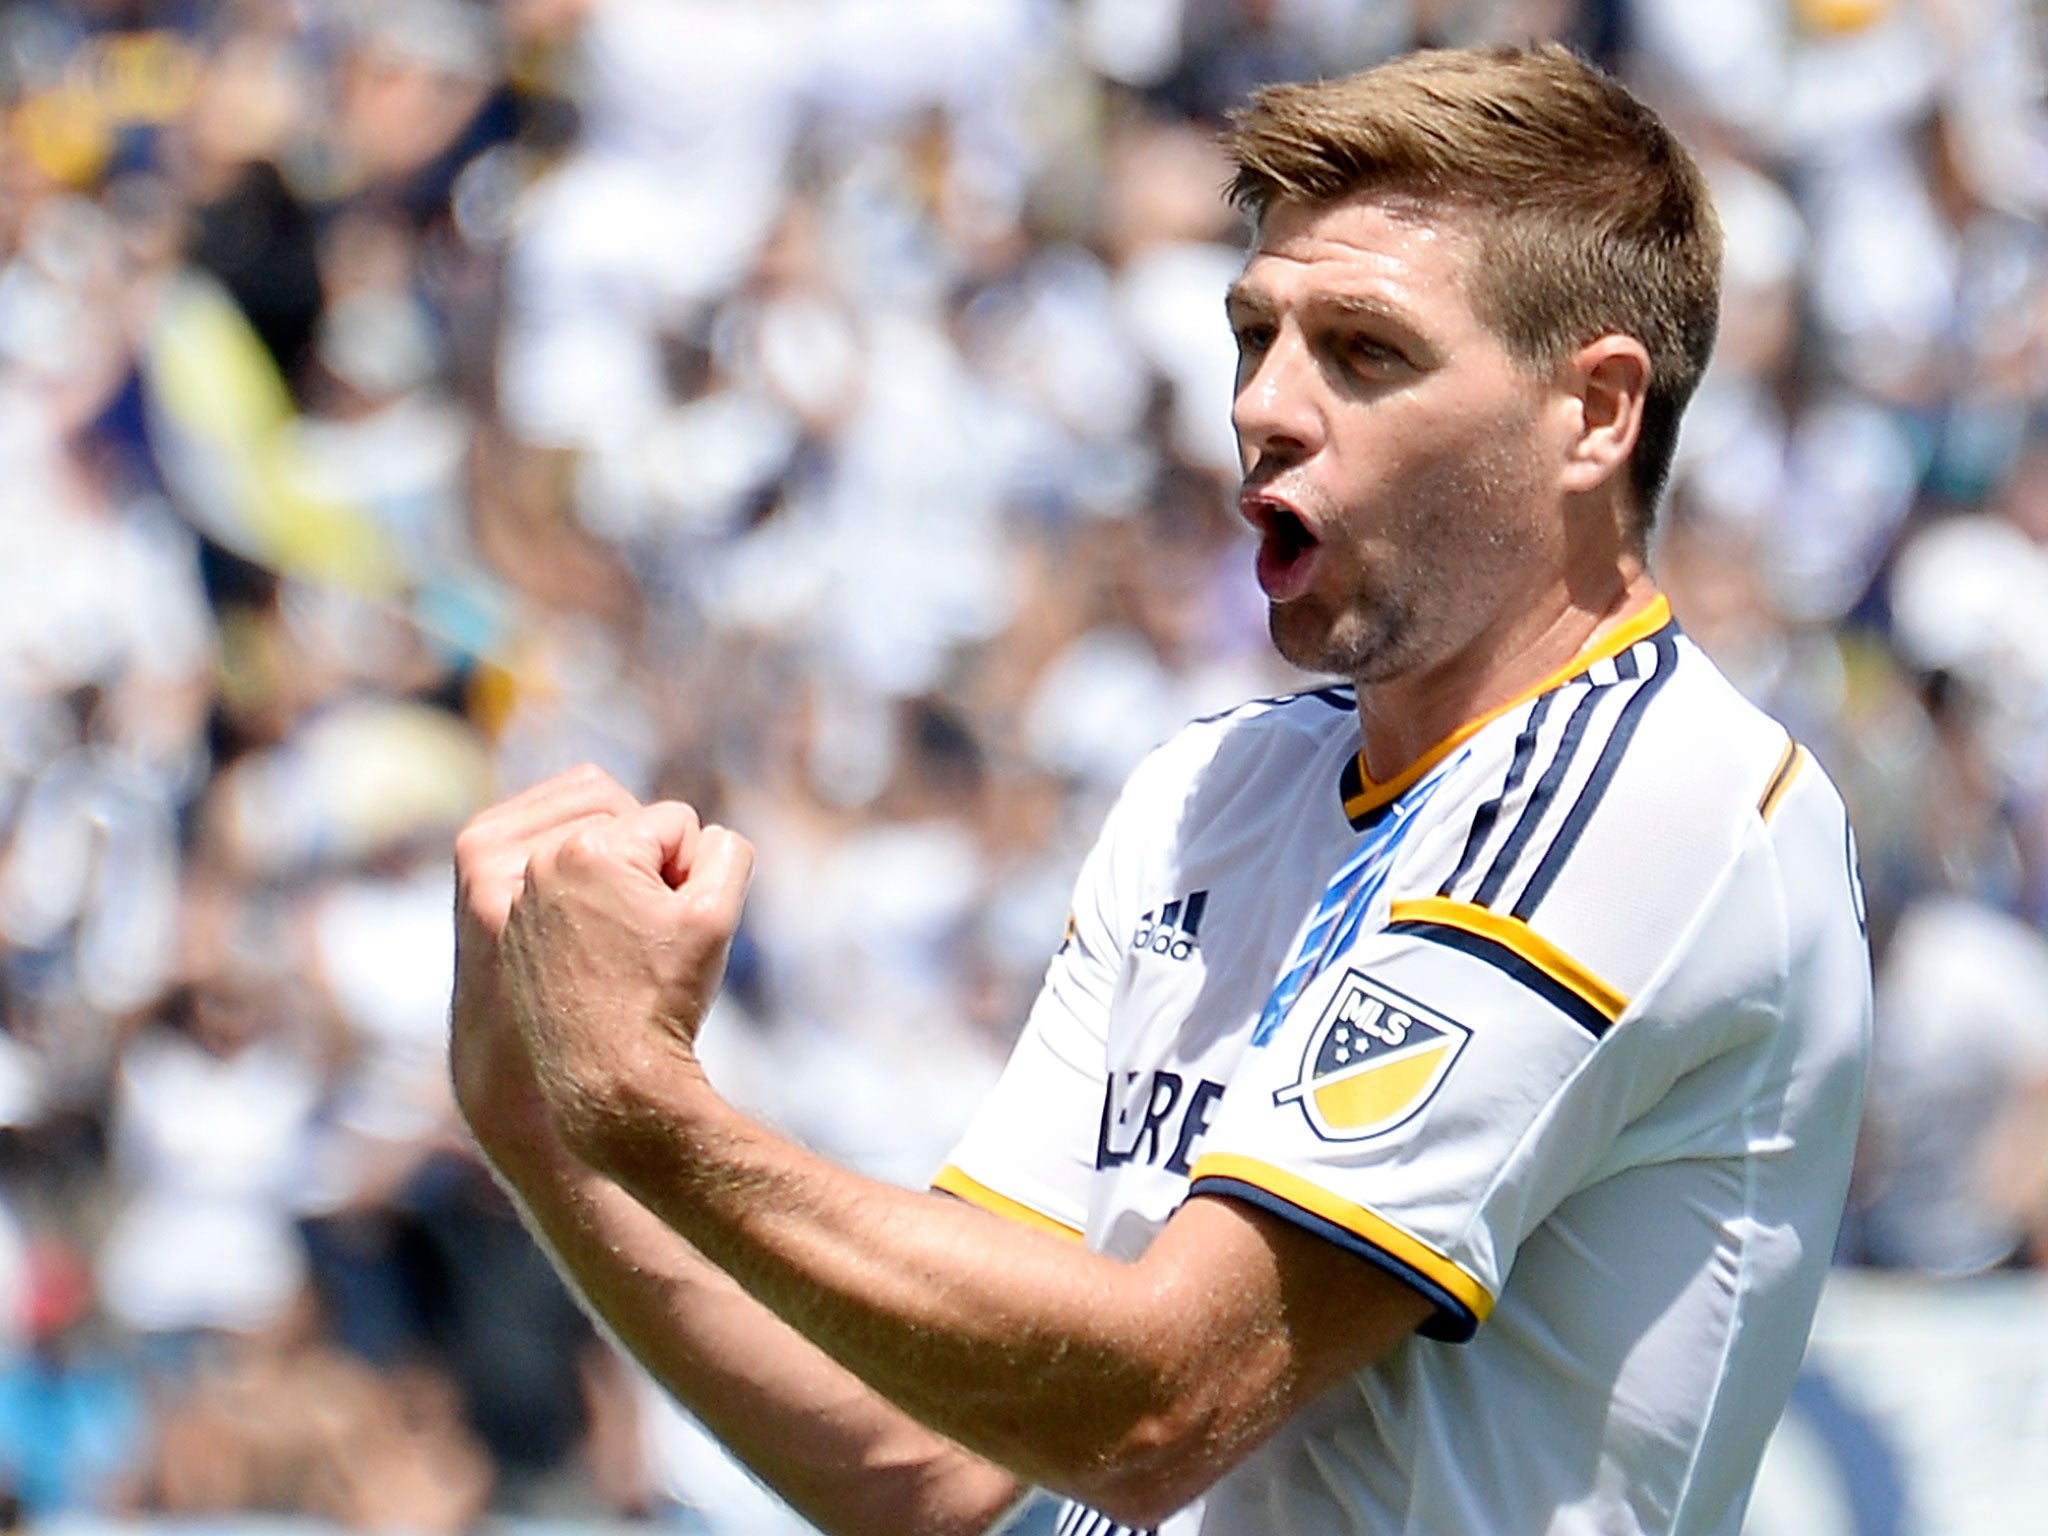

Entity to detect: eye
[1340,334,1404,371]
[1233,321,1276,359]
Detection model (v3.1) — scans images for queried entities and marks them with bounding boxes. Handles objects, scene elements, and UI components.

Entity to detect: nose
[1231,327,1322,470]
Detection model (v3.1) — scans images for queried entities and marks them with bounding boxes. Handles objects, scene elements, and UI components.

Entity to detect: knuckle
[571,761,629,801]
[560,824,609,864]
[681,889,737,933]
[516,849,547,890]
[453,823,490,866]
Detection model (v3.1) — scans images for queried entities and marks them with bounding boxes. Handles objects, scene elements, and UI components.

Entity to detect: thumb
[622,800,701,886]
[671,824,756,934]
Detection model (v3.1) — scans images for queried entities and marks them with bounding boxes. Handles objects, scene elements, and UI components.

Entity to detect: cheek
[1317,379,1551,547]
[1410,386,1549,506]
[1364,428,1555,603]
[1351,431,1506,536]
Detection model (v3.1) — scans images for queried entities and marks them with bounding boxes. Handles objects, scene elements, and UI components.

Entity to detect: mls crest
[1274,971,1471,1142]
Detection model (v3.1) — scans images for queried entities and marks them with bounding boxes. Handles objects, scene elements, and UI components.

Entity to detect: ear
[1557,335,1650,499]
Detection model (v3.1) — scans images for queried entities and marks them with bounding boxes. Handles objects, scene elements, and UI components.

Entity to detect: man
[452,44,1870,1536]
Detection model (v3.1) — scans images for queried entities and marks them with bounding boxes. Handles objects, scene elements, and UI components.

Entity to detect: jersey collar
[1338,594,1675,830]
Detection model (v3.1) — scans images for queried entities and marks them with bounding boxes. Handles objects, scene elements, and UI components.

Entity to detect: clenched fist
[449,764,753,1179]
[499,797,753,1168]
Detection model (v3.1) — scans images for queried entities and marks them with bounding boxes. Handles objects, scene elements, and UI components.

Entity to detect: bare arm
[474,1108,1022,1536]
[572,1086,1426,1526]
[452,768,1020,1536]
[490,783,1432,1529]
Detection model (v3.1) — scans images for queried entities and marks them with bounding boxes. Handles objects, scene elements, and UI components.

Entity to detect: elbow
[1056,1404,1237,1530]
[1029,1324,1292,1527]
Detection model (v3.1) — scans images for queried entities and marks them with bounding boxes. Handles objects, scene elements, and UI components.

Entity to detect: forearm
[476,1122,1022,1536]
[574,1057,1296,1518]
[450,777,1025,1531]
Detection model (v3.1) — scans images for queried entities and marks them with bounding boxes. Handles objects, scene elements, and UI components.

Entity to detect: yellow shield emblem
[1274,971,1470,1141]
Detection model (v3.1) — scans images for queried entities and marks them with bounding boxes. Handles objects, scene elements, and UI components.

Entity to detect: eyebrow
[1223,285,1441,371]
[1224,283,1418,328]
[1223,282,1271,323]
[1315,293,1419,328]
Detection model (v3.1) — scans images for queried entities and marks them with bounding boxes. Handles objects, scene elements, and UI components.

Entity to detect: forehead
[1230,195,1485,319]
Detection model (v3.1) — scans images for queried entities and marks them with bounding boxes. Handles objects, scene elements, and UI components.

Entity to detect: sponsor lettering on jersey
[1096,1070,1227,1174]
[1274,971,1470,1141]
[1130,889,1208,962]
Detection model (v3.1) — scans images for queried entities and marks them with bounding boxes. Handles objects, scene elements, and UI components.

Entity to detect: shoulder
[1114,683,1359,809]
[1183,682,1360,755]
[1409,630,1831,1004]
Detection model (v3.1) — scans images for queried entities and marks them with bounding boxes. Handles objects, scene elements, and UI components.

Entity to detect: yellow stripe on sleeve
[1189,1151,1495,1323]
[1388,897,1628,1027]
[930,1165,1084,1242]
[1757,738,1806,822]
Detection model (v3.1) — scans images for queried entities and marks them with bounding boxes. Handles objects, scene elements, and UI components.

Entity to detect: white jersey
[936,597,1870,1536]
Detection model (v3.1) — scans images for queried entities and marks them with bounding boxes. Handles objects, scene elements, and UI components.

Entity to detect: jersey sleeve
[1189,895,1658,1342]
[932,798,1128,1241]
[932,975,1101,1240]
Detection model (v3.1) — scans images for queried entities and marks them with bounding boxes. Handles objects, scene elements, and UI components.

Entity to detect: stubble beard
[1268,451,1547,690]
[1267,586,1415,685]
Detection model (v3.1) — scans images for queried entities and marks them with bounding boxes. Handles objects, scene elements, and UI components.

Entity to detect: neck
[1353,562,1659,788]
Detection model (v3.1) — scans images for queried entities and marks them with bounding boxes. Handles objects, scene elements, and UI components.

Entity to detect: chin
[1269,600,1409,684]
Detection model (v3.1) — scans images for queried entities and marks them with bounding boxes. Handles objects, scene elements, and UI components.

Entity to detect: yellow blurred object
[10,88,113,188]
[216,697,497,876]
[81,30,202,124]
[7,30,202,189]
[1793,0,1895,34]
[300,699,498,861]
[142,272,408,595]
[464,658,522,741]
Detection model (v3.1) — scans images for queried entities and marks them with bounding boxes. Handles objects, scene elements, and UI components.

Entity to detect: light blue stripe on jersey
[1250,752,1464,1047]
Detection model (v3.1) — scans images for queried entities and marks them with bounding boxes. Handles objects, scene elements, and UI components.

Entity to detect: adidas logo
[1132,890,1209,962]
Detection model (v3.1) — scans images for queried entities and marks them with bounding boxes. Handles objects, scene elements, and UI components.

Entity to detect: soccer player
[451,44,1870,1536]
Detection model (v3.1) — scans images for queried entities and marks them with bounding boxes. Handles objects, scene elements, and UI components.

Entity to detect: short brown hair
[1225,44,1721,530]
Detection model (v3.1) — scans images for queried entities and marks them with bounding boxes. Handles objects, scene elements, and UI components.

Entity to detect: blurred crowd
[0,0,2043,1528]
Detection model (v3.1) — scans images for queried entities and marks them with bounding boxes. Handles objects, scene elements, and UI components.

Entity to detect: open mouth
[1244,495,1321,601]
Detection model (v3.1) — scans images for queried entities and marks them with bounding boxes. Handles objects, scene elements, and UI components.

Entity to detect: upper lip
[1238,487,1316,539]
